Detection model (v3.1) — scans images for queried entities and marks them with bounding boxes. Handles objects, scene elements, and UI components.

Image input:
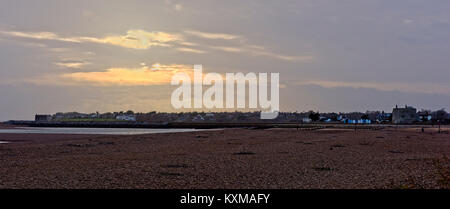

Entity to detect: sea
[0,127,215,135]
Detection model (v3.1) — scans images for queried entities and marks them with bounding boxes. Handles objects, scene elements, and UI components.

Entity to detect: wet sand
[0,127,449,189]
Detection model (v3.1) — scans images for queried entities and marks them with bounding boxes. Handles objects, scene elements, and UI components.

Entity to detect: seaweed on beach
[233,151,256,155]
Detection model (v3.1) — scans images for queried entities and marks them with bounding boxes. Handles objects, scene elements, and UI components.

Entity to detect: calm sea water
[0,127,216,135]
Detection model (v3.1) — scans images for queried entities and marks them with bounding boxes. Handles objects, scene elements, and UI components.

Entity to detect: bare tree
[432,109,447,122]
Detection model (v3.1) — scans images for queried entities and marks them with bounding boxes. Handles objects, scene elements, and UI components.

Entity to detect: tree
[330,115,338,121]
[309,111,320,121]
[420,109,432,115]
[432,109,447,122]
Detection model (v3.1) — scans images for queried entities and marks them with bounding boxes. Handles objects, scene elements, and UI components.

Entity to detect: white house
[116,115,136,121]
[302,118,312,123]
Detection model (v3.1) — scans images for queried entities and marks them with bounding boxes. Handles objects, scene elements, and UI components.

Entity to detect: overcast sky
[1,0,449,120]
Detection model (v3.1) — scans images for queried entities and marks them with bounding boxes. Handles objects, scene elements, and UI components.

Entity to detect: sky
[0,0,449,120]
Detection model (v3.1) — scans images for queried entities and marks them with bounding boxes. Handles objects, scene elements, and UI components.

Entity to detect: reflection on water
[0,141,10,143]
[0,127,215,135]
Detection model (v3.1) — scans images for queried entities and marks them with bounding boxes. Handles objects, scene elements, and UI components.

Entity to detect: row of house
[35,112,136,122]
[35,106,448,124]
[297,105,445,124]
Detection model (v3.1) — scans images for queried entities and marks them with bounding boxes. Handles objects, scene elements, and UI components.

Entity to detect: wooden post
[438,121,441,134]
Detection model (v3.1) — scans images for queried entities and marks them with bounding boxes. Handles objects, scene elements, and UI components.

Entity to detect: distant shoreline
[2,120,444,130]
[0,127,219,135]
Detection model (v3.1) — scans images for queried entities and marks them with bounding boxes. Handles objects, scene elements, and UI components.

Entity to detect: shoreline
[3,120,445,130]
[0,127,221,135]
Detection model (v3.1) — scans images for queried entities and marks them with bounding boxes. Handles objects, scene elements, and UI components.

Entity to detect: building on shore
[35,114,52,122]
[116,114,136,121]
[302,117,312,123]
[392,105,418,124]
